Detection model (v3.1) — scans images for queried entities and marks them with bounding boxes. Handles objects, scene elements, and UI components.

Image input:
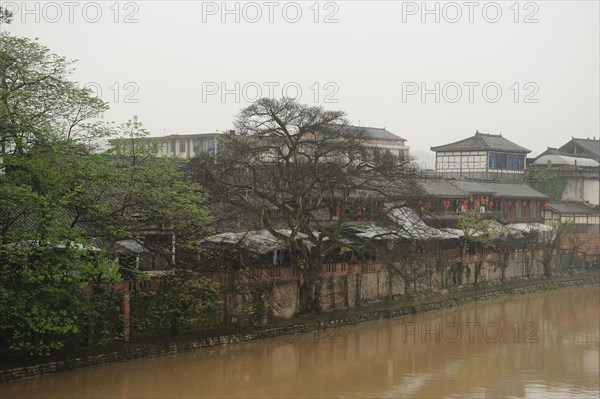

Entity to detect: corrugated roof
[203,230,288,254]
[203,229,318,254]
[507,223,553,233]
[348,207,458,241]
[533,155,599,167]
[431,131,530,153]
[388,207,456,240]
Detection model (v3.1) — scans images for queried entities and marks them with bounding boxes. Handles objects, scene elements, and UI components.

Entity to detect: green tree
[0,244,121,355]
[139,269,221,337]
[0,33,214,354]
[0,33,108,159]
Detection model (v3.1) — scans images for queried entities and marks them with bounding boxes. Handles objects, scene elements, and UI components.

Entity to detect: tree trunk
[457,262,464,285]
[299,261,323,313]
[543,261,552,278]
[474,262,482,284]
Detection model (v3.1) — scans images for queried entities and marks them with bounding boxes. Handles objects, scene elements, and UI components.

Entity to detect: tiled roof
[329,124,405,142]
[431,131,530,153]
[547,201,600,215]
[360,126,406,142]
[420,178,548,199]
[534,147,567,159]
[559,138,600,161]
[419,178,466,198]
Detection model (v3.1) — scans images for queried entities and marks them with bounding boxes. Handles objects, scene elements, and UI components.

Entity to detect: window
[193,138,204,153]
[489,152,507,169]
[170,141,176,153]
[179,140,186,153]
[507,154,524,170]
[489,152,524,170]
[208,139,216,150]
[530,201,537,218]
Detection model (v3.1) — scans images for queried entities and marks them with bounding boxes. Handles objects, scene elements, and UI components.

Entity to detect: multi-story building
[109,132,223,159]
[352,126,409,158]
[431,131,530,181]
[420,131,548,224]
[109,126,410,160]
[529,137,600,206]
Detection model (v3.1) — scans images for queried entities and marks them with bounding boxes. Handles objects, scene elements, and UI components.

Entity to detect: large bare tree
[188,98,420,313]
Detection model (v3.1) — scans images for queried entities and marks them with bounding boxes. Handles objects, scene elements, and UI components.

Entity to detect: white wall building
[110,133,223,159]
[431,131,530,181]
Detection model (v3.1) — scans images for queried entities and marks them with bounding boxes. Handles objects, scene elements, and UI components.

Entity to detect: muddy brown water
[1,286,598,398]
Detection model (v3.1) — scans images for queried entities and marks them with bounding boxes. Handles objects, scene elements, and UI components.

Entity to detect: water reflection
[2,286,598,398]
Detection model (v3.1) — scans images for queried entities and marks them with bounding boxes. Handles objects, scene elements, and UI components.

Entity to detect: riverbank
[1,272,598,383]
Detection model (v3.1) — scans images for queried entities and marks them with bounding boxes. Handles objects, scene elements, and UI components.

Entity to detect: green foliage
[105,118,214,250]
[133,269,221,337]
[527,162,567,201]
[406,292,419,302]
[457,213,495,249]
[0,245,120,355]
[410,303,422,313]
[81,258,124,347]
[0,33,214,355]
[0,33,109,157]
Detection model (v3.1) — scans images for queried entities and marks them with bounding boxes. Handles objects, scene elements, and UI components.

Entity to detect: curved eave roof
[431,132,530,154]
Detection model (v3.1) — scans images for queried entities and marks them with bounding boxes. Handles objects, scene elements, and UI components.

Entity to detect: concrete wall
[260,232,598,321]
[261,253,567,321]
[562,177,600,205]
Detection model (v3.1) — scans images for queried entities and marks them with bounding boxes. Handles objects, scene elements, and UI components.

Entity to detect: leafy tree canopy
[0,33,213,354]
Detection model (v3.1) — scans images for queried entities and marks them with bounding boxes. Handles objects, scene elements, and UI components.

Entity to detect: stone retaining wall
[1,274,598,383]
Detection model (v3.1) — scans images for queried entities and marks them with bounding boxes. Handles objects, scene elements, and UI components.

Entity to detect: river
[1,286,598,398]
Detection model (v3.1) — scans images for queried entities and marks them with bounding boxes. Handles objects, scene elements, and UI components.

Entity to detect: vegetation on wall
[527,161,567,201]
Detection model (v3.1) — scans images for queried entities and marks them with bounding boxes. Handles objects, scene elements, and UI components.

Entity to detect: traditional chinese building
[418,178,549,225]
[431,131,530,181]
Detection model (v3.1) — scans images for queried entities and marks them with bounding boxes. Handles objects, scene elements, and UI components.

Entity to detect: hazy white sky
[2,0,599,166]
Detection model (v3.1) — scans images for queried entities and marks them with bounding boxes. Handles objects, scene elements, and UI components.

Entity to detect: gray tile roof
[534,147,567,160]
[559,138,600,161]
[419,179,466,198]
[547,201,600,215]
[360,126,406,142]
[420,178,548,199]
[431,131,531,153]
[320,124,406,142]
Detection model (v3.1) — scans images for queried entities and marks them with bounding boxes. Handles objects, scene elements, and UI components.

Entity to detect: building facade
[357,126,410,158]
[418,178,549,224]
[110,133,223,159]
[109,126,409,160]
[431,131,530,181]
